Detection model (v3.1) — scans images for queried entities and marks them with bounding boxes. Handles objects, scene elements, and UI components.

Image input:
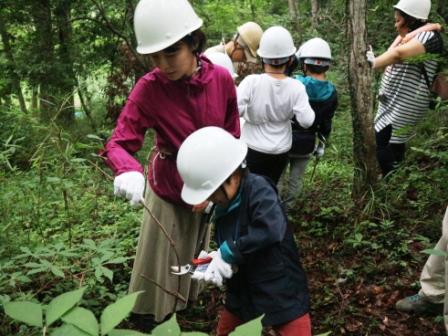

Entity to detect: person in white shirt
[237,26,315,184]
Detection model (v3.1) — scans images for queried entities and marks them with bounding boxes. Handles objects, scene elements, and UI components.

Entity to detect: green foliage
[3,289,144,336]
[100,292,142,335]
[3,302,43,327]
[46,288,87,327]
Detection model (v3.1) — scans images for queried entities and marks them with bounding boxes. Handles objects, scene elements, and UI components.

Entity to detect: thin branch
[140,274,187,303]
[89,0,147,70]
[139,197,183,314]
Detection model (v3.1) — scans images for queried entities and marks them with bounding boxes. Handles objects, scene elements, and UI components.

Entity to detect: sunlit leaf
[62,307,99,336]
[4,301,43,327]
[46,287,86,326]
[100,292,142,335]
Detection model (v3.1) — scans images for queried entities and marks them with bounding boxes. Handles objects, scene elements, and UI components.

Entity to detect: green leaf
[421,248,448,257]
[62,307,99,336]
[100,292,142,335]
[105,257,129,264]
[87,134,104,142]
[108,330,148,336]
[98,266,113,282]
[51,324,92,336]
[46,287,86,327]
[50,265,65,278]
[4,301,43,327]
[181,333,209,335]
[151,314,181,336]
[230,315,263,335]
[316,332,332,336]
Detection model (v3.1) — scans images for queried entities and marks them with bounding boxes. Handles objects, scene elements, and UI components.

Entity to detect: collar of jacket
[214,183,243,220]
[154,55,214,87]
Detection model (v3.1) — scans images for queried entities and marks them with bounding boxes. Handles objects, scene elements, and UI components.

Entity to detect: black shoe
[395,294,443,315]
[126,313,157,333]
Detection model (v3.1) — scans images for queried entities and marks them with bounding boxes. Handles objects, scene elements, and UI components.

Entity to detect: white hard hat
[204,51,238,79]
[394,0,431,20]
[177,127,247,205]
[296,38,332,60]
[237,22,264,58]
[134,0,203,54]
[257,26,296,61]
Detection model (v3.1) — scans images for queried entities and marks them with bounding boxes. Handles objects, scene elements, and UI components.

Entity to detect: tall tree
[30,0,56,120]
[346,0,377,204]
[0,16,27,113]
[288,0,300,32]
[311,0,319,29]
[54,0,76,123]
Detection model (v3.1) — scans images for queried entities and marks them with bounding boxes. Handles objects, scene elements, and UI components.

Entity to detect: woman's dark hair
[396,9,427,31]
[285,57,299,76]
[182,29,207,54]
[304,63,329,74]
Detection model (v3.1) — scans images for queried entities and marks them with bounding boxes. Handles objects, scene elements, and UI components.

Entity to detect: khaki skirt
[128,187,210,322]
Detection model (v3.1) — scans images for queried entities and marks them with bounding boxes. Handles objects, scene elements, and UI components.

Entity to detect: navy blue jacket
[214,173,310,326]
[290,76,338,156]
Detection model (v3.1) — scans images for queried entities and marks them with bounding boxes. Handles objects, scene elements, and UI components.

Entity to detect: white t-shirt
[237,74,315,154]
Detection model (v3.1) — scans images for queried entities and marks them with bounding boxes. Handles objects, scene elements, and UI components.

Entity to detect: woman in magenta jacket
[101,0,240,332]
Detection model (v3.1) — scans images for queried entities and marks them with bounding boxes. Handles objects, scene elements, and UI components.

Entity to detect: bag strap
[418,63,432,92]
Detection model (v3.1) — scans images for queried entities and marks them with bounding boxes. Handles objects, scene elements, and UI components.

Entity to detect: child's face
[208,174,241,207]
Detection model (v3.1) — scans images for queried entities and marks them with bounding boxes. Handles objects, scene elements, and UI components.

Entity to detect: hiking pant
[128,186,210,322]
[419,206,448,333]
[216,308,312,336]
[246,148,289,185]
[375,125,406,176]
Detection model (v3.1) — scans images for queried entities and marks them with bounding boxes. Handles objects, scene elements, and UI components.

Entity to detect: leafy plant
[3,287,145,336]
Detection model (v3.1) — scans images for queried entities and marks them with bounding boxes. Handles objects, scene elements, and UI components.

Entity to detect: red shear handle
[192,256,213,265]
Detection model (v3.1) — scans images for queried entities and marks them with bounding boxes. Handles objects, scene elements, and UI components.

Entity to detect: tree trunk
[0,19,27,113]
[346,0,378,204]
[54,0,75,123]
[311,0,319,29]
[31,0,56,120]
[288,0,300,32]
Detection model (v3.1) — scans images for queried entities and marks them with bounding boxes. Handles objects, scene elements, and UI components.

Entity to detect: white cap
[204,51,238,79]
[257,26,296,60]
[394,0,431,20]
[134,0,203,54]
[177,127,247,205]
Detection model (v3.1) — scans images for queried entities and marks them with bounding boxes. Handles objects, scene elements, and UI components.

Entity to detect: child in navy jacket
[177,126,311,336]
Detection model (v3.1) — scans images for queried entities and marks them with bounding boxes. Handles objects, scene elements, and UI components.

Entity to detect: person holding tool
[177,126,312,336]
[281,37,338,208]
[101,0,239,332]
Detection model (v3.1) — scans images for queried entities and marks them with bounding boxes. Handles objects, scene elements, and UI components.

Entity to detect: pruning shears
[170,256,213,276]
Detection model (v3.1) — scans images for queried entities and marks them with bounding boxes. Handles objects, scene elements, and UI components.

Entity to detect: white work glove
[203,250,233,287]
[113,171,145,207]
[366,45,375,67]
[314,145,325,159]
[191,250,210,281]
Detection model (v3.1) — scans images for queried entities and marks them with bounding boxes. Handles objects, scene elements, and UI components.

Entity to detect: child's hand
[203,250,233,287]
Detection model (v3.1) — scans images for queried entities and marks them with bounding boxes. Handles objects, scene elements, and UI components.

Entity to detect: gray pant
[419,206,448,333]
[279,155,311,206]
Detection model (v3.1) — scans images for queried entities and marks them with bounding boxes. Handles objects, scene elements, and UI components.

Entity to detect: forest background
[1,0,448,335]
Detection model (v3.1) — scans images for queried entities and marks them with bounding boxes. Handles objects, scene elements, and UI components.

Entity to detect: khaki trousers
[128,187,210,322]
[419,206,448,333]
